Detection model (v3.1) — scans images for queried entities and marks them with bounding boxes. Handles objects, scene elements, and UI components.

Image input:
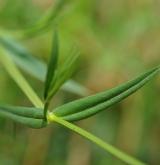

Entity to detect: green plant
[0,1,160,164]
[0,29,159,165]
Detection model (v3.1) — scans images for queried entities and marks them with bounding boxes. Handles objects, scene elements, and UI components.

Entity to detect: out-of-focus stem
[0,47,43,108]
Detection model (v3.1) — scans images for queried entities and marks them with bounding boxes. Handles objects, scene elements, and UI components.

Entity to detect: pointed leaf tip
[47,46,80,100]
[53,66,160,121]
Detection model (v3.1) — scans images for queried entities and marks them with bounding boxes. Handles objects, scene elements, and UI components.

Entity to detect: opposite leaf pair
[0,64,159,129]
[52,65,160,121]
[43,31,79,118]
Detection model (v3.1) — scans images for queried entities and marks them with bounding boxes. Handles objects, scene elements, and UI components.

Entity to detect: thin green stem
[44,100,50,121]
[47,113,146,165]
[0,47,43,108]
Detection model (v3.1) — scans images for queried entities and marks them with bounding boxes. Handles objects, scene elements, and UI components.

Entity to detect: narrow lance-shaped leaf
[0,36,90,96]
[0,105,47,129]
[44,31,59,99]
[53,66,160,121]
[47,48,80,100]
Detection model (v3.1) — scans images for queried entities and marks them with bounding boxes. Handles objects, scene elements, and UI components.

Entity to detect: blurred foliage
[0,0,160,165]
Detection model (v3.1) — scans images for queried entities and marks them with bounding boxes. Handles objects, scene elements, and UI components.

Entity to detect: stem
[47,113,146,165]
[0,47,43,108]
[44,100,49,121]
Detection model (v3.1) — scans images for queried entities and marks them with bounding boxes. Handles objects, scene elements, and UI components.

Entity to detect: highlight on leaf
[53,66,160,121]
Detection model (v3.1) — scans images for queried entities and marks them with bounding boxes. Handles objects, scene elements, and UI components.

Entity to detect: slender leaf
[0,105,46,128]
[20,0,66,38]
[47,48,80,100]
[0,36,90,96]
[0,104,44,119]
[53,66,160,121]
[44,31,59,99]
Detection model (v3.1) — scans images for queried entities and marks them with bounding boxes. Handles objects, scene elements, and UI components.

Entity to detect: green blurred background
[0,0,160,164]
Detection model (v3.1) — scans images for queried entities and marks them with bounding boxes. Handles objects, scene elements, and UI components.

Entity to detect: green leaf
[0,36,90,96]
[20,0,66,38]
[0,104,44,119]
[53,66,160,121]
[47,47,80,100]
[0,104,46,129]
[44,31,59,99]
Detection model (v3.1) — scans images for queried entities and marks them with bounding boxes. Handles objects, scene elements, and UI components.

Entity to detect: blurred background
[0,0,160,164]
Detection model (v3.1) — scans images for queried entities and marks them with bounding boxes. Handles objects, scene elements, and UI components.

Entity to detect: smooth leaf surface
[0,104,46,128]
[47,48,80,100]
[44,31,59,99]
[0,104,44,119]
[53,66,160,121]
[0,36,90,96]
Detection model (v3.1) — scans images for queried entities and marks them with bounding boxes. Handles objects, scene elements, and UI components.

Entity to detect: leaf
[20,0,66,38]
[0,104,44,119]
[53,66,160,121]
[44,31,59,99]
[0,36,90,96]
[0,104,46,129]
[47,47,80,100]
